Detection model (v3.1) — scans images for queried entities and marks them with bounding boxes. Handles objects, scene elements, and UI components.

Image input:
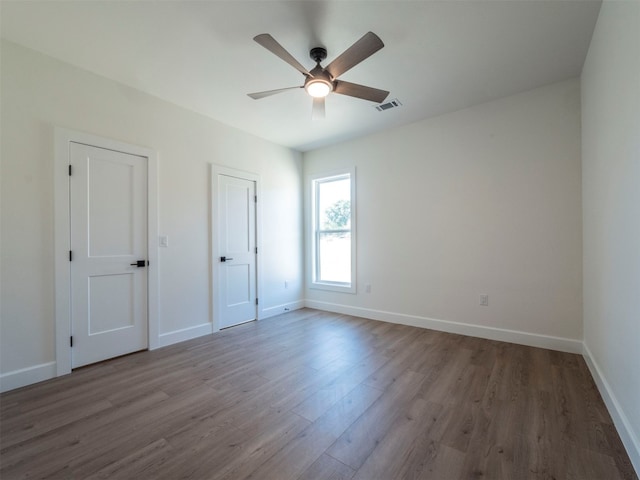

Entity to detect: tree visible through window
[311,171,355,291]
[324,199,350,230]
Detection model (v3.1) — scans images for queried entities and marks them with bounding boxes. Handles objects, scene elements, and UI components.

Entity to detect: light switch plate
[159,235,169,247]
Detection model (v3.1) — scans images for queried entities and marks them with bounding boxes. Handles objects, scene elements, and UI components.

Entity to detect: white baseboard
[583,343,640,475]
[0,361,57,393]
[304,300,583,354]
[156,322,213,349]
[260,300,305,320]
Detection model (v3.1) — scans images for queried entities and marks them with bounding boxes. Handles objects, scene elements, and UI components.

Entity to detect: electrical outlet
[480,294,489,306]
[365,284,372,293]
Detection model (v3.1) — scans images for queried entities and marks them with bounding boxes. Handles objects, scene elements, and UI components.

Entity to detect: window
[310,169,356,293]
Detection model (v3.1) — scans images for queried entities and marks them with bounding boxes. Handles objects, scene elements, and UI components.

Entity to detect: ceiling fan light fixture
[305,79,332,98]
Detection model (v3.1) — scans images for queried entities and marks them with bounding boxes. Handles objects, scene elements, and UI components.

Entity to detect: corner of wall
[582,342,640,474]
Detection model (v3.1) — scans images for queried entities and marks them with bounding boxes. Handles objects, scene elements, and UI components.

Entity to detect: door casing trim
[54,128,159,376]
[210,164,262,331]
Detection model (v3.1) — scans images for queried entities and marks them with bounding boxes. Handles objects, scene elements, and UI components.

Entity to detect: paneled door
[70,142,148,368]
[217,173,257,329]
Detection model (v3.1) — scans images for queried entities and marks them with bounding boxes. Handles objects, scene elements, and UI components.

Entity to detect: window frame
[308,167,356,294]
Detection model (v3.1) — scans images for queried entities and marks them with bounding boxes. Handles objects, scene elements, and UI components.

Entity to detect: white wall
[581,0,640,471]
[0,40,303,388]
[304,79,583,351]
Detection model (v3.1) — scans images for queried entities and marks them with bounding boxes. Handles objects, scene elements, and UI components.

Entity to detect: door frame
[54,128,159,376]
[210,164,262,331]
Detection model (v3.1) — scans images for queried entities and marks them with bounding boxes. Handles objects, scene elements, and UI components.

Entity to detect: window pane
[318,232,351,283]
[318,178,350,229]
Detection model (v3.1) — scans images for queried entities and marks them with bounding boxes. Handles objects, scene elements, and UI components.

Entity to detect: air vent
[375,98,402,112]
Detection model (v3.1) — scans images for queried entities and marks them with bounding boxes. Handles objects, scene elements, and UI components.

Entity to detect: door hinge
[70,336,73,347]
[255,298,259,305]
[255,247,258,254]
[69,250,73,261]
[68,165,72,176]
[254,195,257,203]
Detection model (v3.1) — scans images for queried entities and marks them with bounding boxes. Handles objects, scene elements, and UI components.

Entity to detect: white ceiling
[1,1,601,152]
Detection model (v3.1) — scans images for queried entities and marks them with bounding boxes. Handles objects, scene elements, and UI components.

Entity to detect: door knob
[130,260,147,267]
[220,256,234,262]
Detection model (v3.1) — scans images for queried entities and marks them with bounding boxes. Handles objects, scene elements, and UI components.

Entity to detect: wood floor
[0,309,636,480]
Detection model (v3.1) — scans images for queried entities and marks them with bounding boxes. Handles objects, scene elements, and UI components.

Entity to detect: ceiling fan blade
[254,34,312,77]
[325,32,384,79]
[333,80,389,103]
[312,97,326,120]
[248,86,302,100]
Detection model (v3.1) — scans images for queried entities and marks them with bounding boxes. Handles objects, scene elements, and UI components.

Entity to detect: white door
[217,174,257,329]
[70,143,148,368]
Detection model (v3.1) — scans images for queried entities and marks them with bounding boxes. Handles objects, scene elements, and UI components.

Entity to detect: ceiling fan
[248,32,390,119]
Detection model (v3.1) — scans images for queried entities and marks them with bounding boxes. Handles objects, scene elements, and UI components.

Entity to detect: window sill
[310,282,356,294]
